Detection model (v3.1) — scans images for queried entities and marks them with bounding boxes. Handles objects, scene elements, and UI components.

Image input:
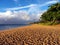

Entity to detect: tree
[40,3,60,24]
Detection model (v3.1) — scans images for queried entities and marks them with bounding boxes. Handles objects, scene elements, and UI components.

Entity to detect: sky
[0,0,59,24]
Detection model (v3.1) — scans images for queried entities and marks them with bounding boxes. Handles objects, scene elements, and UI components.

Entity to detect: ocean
[0,24,29,30]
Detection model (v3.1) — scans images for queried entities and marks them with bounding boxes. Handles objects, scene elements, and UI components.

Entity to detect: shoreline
[0,24,60,45]
[0,24,60,32]
[0,24,31,31]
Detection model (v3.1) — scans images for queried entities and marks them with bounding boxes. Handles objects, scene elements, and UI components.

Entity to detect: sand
[0,24,60,45]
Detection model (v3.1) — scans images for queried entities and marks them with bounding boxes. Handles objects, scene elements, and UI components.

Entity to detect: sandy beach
[0,24,60,45]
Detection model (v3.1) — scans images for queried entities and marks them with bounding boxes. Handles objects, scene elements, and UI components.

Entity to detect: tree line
[40,3,60,25]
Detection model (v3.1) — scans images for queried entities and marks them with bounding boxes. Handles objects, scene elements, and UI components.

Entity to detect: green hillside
[40,3,60,25]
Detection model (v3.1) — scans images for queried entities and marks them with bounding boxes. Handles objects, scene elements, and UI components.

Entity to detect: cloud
[0,10,31,24]
[0,9,46,24]
[0,5,46,24]
[39,0,58,7]
[4,0,58,11]
[0,0,58,24]
[6,4,37,11]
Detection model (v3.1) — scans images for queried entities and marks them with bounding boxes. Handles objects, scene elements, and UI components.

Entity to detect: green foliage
[40,3,60,25]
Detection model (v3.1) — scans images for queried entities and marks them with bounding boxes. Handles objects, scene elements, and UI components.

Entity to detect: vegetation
[40,3,60,25]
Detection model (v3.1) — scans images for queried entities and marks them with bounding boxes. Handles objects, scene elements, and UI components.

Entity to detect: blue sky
[0,0,54,8]
[0,0,59,24]
[0,0,59,11]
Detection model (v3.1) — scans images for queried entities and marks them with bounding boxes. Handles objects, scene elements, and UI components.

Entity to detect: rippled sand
[0,24,60,45]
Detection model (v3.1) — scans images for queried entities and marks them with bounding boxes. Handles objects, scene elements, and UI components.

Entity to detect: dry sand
[0,24,60,45]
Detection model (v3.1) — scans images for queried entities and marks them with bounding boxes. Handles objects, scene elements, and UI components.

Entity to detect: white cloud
[0,9,45,24]
[0,10,31,24]
[39,0,58,7]
[4,0,58,11]
[0,10,30,20]
[6,4,37,11]
[0,0,58,24]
